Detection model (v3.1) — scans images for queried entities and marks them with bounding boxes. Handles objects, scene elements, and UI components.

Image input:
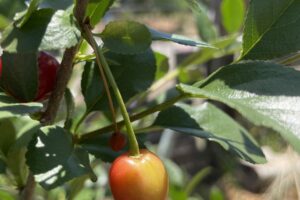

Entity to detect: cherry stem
[83,25,140,156]
[94,50,119,133]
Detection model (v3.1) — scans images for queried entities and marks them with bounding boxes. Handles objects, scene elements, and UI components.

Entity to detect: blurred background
[1,0,300,200]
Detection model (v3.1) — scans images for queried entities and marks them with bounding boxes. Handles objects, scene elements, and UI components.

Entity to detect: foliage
[0,0,299,199]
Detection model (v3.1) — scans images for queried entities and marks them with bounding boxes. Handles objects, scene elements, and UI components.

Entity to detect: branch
[41,46,79,125]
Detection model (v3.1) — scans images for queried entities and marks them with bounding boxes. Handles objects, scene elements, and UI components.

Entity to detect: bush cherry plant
[1,0,300,199]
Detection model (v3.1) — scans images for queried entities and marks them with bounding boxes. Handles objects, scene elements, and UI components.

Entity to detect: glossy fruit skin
[0,52,59,101]
[109,149,168,200]
[109,131,127,151]
[35,51,59,101]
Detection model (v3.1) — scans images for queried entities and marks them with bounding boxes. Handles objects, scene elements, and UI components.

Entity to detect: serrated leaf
[1,9,80,53]
[241,0,300,60]
[153,103,265,164]
[1,52,38,101]
[86,0,115,27]
[39,9,81,50]
[1,9,54,53]
[81,49,156,112]
[0,93,42,119]
[178,61,300,152]
[220,0,245,34]
[26,126,92,190]
[149,28,215,48]
[101,20,152,54]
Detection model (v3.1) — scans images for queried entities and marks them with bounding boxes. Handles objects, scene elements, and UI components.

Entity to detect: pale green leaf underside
[149,28,215,48]
[178,61,300,152]
[154,102,265,164]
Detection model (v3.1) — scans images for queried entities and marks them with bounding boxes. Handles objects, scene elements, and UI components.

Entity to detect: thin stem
[83,25,139,156]
[95,51,119,133]
[41,45,79,125]
[79,94,185,142]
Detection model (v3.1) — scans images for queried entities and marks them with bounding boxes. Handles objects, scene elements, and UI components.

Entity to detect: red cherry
[109,149,169,200]
[109,131,127,151]
[0,52,59,101]
[35,51,59,101]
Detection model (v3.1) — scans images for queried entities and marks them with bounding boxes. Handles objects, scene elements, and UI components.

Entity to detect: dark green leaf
[149,28,215,48]
[1,9,54,53]
[242,0,300,60]
[64,88,75,129]
[153,103,265,163]
[26,126,92,190]
[178,61,300,152]
[86,0,115,27]
[1,9,80,53]
[101,20,151,54]
[1,52,38,101]
[220,0,245,34]
[81,49,156,112]
[17,0,41,28]
[0,93,42,119]
[81,133,124,162]
[0,117,40,186]
[0,159,5,173]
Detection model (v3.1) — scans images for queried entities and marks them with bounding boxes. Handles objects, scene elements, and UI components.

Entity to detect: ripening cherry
[35,51,59,101]
[109,131,127,151]
[109,149,169,200]
[0,51,59,101]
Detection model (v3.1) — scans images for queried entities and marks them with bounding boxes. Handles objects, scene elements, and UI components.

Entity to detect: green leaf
[39,9,81,51]
[81,49,156,112]
[1,9,54,53]
[1,9,80,53]
[220,0,245,34]
[0,93,42,119]
[17,0,41,28]
[1,52,38,101]
[178,61,300,152]
[86,0,115,27]
[153,102,265,163]
[64,88,75,129]
[185,0,218,42]
[241,0,300,60]
[149,28,215,48]
[100,20,152,54]
[154,52,169,80]
[179,35,241,67]
[0,190,15,200]
[81,133,124,163]
[0,117,40,186]
[26,126,92,190]
[0,159,5,173]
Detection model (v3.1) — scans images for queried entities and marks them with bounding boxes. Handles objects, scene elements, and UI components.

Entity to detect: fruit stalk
[83,25,140,156]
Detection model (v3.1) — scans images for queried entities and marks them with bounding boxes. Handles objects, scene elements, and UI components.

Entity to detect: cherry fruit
[109,149,169,200]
